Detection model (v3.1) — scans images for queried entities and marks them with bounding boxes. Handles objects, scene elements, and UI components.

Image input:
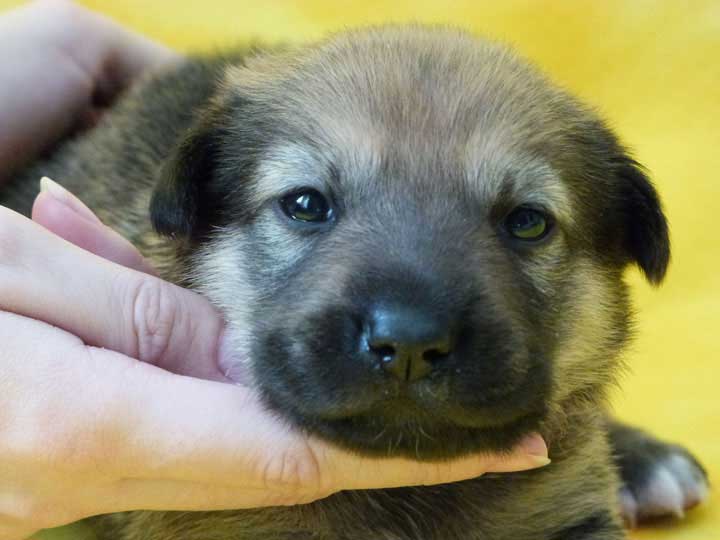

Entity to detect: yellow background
[0,1,716,539]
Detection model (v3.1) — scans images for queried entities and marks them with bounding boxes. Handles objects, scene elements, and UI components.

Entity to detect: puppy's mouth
[250,315,552,459]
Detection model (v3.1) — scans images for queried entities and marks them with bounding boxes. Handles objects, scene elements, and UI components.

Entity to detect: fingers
[37,176,102,225]
[52,0,181,98]
[0,205,230,380]
[105,478,306,513]
[116,378,551,502]
[32,177,156,275]
[0,311,273,516]
[31,0,180,95]
[0,0,91,176]
[0,310,321,506]
[84,3,181,83]
[307,433,549,493]
[62,344,549,508]
[0,1,179,180]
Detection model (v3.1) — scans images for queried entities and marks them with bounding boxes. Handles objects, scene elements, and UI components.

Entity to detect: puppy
[2,26,708,540]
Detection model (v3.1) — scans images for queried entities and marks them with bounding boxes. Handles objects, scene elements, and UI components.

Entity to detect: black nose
[365,305,453,382]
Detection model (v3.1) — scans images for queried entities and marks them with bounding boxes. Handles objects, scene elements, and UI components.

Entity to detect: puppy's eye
[504,206,550,241]
[279,189,333,223]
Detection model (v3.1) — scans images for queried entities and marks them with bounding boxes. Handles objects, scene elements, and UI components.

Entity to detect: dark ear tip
[642,245,670,286]
[620,159,671,285]
[150,188,196,237]
[647,222,670,286]
[149,117,217,239]
[634,202,670,285]
[149,158,198,238]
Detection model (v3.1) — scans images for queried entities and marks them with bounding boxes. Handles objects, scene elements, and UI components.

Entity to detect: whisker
[372,426,388,442]
[418,424,436,442]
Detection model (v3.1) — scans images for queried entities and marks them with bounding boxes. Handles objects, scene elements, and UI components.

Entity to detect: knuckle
[130,278,176,364]
[260,444,326,500]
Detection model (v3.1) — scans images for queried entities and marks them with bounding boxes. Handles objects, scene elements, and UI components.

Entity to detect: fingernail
[528,455,552,467]
[519,433,551,466]
[40,175,67,197]
[39,176,103,225]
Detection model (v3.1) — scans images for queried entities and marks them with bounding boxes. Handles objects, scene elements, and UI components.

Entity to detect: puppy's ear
[615,158,670,285]
[150,113,221,238]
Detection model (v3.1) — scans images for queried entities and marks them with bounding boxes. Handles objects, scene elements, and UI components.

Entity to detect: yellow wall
[1,1,716,539]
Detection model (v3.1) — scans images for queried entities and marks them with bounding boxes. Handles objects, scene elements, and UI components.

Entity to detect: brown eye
[279,189,333,223]
[505,206,551,240]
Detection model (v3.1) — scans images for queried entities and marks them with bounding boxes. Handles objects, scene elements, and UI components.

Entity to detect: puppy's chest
[251,475,610,540]
[124,477,548,540]
[316,484,486,540]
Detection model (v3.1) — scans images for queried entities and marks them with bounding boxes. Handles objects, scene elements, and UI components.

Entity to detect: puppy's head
[151,27,669,458]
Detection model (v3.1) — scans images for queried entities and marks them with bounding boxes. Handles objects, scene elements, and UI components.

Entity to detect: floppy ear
[615,158,670,285]
[150,114,220,238]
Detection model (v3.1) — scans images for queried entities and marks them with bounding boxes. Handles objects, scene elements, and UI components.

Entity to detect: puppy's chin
[294,407,547,460]
[270,384,549,459]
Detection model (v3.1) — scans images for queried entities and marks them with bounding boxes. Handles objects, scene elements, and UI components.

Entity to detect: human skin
[0,2,549,539]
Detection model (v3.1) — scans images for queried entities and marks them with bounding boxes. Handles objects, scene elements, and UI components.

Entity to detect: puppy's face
[152,28,669,458]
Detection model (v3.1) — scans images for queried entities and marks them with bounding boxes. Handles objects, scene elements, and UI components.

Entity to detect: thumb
[32,176,156,274]
[1,189,232,381]
[310,432,549,493]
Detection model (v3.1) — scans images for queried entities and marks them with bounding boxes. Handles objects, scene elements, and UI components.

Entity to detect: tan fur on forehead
[225,26,580,216]
[251,140,381,207]
[464,148,573,223]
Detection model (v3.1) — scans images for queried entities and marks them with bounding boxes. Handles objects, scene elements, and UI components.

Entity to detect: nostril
[363,305,455,381]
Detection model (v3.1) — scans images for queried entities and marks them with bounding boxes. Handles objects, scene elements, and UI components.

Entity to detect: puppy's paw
[609,424,709,528]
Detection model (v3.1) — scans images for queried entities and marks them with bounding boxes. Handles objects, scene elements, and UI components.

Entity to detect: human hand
[0,180,550,539]
[0,0,179,182]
